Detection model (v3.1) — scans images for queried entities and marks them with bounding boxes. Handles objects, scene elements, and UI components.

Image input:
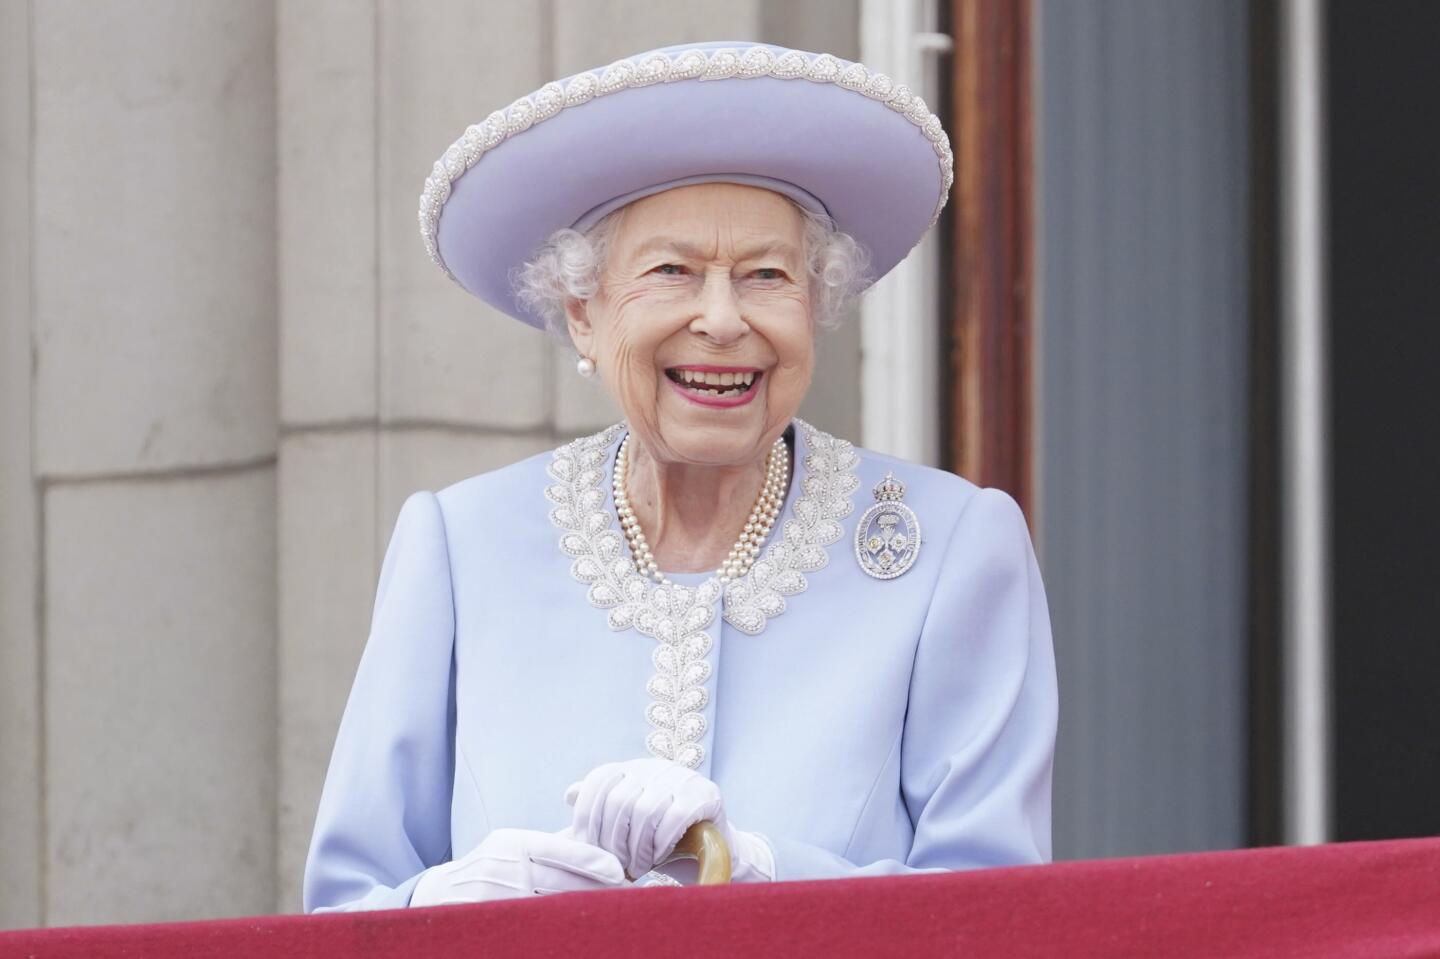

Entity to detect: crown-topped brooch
[854,471,921,580]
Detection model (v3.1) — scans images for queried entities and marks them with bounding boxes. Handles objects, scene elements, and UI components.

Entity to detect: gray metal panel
[1036,0,1251,858]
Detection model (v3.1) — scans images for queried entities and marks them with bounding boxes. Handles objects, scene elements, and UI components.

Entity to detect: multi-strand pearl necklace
[613,434,789,586]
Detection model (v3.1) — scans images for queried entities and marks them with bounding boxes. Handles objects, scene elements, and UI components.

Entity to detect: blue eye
[753,268,785,281]
[652,264,687,276]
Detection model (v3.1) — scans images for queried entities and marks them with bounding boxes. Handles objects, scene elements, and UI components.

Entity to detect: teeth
[673,369,757,387]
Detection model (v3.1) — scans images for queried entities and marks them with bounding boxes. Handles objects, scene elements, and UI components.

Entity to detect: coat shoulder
[848,443,987,535]
[431,445,558,531]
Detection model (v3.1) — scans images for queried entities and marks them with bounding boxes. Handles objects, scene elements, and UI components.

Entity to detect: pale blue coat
[303,420,1057,912]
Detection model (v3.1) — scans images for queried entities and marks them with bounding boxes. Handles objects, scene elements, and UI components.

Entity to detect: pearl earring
[576,356,596,378]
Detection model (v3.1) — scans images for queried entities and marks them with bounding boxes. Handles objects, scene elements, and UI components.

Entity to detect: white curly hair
[512,200,871,343]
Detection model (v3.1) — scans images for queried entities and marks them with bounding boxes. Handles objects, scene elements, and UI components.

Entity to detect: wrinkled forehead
[607,182,809,261]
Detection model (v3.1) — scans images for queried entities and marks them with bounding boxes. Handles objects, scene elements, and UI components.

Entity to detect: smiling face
[565,183,815,468]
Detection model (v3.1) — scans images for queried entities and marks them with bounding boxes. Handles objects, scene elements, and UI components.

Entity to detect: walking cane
[669,821,732,884]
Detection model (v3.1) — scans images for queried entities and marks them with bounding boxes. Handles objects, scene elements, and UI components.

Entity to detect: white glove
[564,757,775,883]
[409,827,628,906]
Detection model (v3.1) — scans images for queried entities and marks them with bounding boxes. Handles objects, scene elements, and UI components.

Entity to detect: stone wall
[0,0,859,926]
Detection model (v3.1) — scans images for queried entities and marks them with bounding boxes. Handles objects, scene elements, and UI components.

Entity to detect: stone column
[25,0,279,924]
[0,0,41,933]
[275,0,559,911]
[274,0,380,913]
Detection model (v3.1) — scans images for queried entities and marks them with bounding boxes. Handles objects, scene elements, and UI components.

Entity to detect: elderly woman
[303,41,1056,911]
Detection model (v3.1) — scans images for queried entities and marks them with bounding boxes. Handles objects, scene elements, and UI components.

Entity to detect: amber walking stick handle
[670,820,732,884]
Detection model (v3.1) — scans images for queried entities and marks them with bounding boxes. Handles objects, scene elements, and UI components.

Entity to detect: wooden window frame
[947,0,1035,515]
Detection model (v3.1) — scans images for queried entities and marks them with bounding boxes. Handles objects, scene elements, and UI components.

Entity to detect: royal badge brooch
[854,471,921,580]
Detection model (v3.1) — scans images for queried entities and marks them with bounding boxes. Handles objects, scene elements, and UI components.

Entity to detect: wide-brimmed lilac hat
[418,41,953,329]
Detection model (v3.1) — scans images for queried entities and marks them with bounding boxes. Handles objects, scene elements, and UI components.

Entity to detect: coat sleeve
[766,486,1057,880]
[302,491,458,912]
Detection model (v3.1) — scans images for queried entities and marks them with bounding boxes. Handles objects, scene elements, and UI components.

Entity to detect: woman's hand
[564,757,775,882]
[409,827,627,906]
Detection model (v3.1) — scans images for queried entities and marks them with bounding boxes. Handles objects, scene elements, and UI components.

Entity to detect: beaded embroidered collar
[545,419,861,767]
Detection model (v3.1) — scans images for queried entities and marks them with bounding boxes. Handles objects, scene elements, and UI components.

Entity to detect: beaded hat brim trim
[419,41,954,328]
